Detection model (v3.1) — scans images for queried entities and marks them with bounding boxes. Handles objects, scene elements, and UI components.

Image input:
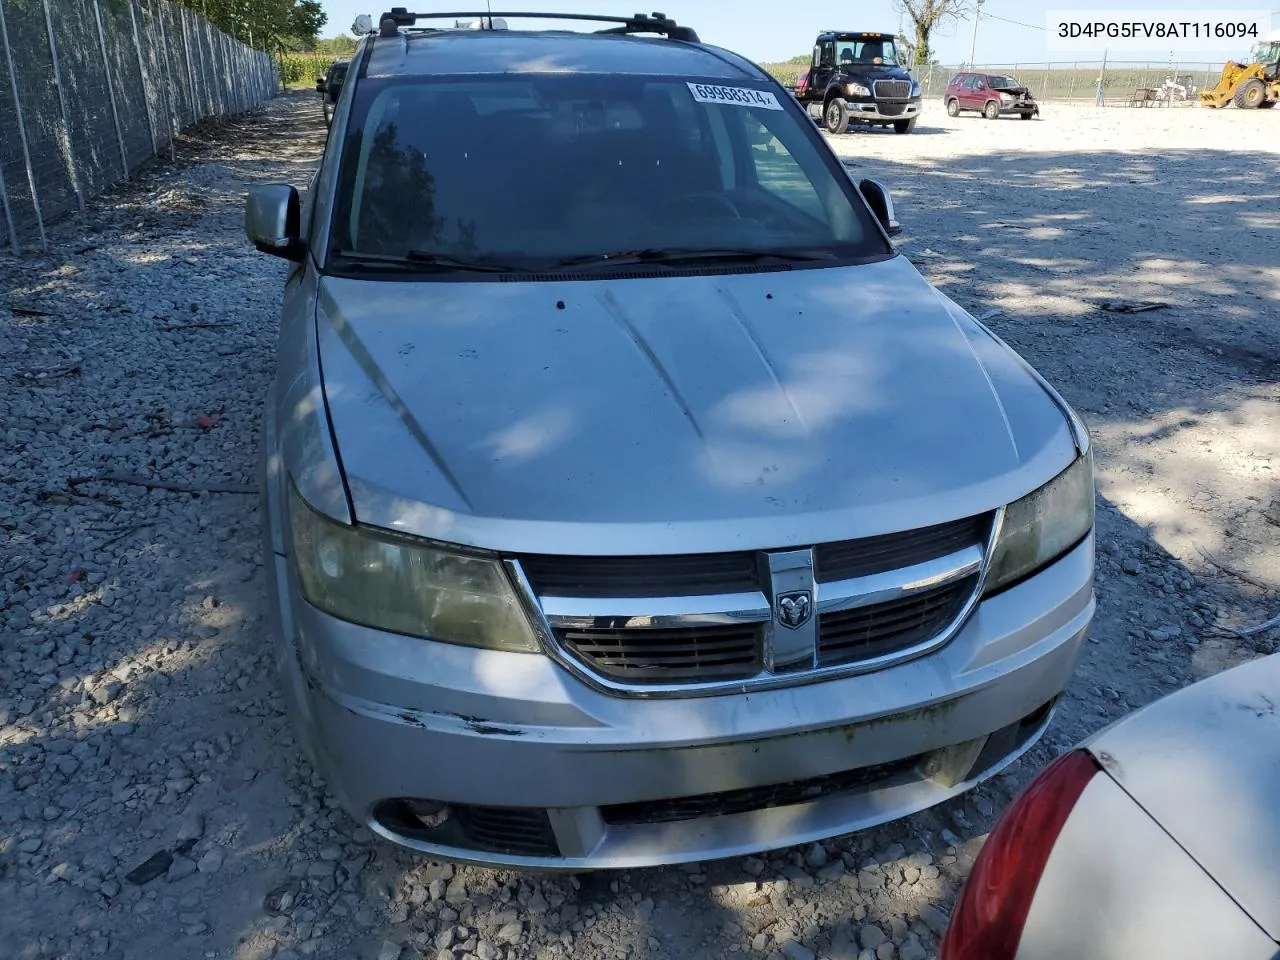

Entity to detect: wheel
[1019,111,1033,119]
[1234,79,1265,109]
[983,100,1000,120]
[945,98,959,117]
[825,98,850,134]
[893,117,917,134]
[1258,99,1276,109]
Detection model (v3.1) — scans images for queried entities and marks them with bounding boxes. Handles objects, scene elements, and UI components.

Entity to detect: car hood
[314,254,1076,553]
[992,83,1032,96]
[839,64,913,82]
[1087,654,1280,941]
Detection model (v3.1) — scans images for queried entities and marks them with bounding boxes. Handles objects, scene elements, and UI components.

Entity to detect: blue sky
[315,1,1279,64]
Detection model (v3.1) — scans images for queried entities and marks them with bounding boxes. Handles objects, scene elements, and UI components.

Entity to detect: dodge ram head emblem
[775,590,813,630]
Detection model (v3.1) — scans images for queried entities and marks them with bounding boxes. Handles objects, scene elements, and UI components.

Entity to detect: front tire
[1019,111,1034,119]
[983,100,1000,120]
[945,98,960,117]
[1234,79,1265,109]
[825,98,850,134]
[894,117,918,134]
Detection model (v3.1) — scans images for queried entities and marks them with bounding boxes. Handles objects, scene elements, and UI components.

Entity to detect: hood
[1088,654,1280,941]
[991,83,1031,96]
[315,255,1075,553]
[839,63,912,82]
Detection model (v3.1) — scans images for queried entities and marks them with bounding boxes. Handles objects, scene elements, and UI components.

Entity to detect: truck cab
[795,31,922,134]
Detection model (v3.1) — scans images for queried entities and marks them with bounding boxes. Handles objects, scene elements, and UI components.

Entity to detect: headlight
[984,451,1095,595]
[999,92,1015,102]
[845,83,871,97]
[911,80,922,96]
[287,485,540,652]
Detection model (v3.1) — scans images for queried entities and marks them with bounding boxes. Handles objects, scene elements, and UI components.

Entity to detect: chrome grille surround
[874,79,913,100]
[505,510,1002,698]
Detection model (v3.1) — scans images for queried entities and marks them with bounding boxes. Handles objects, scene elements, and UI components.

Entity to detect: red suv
[944,72,1039,120]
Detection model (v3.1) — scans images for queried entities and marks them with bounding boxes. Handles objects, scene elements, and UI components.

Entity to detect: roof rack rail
[376,9,700,42]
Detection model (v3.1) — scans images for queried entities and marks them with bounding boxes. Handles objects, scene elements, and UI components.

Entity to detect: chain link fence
[915,60,1225,106]
[0,0,277,253]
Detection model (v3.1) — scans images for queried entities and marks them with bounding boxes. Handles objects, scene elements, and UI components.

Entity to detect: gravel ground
[1,92,1277,960]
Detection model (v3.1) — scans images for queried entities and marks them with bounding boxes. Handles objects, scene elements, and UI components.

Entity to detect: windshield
[327,73,886,270]
[836,38,898,66]
[988,75,1018,88]
[1249,40,1280,64]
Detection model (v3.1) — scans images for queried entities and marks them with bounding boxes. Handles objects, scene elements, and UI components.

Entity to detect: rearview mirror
[857,178,901,237]
[245,184,305,262]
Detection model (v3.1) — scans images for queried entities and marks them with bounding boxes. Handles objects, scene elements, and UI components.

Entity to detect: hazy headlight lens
[288,486,540,652]
[911,80,922,96]
[984,451,1095,594]
[846,83,871,97]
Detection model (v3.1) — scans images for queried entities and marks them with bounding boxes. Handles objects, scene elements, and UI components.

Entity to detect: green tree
[174,0,327,51]
[894,0,966,65]
[315,35,359,56]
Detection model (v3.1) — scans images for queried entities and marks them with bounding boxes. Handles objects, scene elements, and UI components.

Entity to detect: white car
[940,652,1280,959]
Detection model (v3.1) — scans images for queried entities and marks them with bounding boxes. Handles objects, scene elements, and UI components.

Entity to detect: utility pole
[968,0,984,69]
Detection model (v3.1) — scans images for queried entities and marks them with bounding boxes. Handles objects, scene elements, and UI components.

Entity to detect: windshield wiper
[557,247,837,269]
[332,249,516,274]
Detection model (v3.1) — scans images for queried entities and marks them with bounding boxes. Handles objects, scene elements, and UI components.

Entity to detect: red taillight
[939,749,1100,960]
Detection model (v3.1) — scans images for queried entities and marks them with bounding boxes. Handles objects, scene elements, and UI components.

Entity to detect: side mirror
[857,178,901,237]
[315,78,326,92]
[245,184,305,262]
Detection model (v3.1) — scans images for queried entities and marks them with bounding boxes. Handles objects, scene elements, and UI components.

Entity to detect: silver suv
[246,9,1095,869]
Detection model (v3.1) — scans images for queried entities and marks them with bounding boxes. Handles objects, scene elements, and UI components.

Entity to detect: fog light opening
[404,799,451,829]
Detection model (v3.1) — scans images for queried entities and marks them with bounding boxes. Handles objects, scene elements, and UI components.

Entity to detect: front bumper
[847,97,922,122]
[999,100,1039,115]
[264,498,1094,868]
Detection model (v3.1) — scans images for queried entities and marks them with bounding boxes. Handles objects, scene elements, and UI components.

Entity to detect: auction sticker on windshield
[687,83,783,110]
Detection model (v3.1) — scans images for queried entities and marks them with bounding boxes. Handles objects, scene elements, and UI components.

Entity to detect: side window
[974,76,987,90]
[819,41,835,68]
[737,112,825,221]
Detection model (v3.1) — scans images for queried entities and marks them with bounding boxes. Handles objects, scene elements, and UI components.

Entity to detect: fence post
[41,0,85,213]
[153,0,177,160]
[93,0,131,179]
[179,6,198,121]
[128,0,157,156]
[0,0,44,249]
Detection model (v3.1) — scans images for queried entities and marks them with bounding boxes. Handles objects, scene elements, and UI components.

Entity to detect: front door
[810,41,837,100]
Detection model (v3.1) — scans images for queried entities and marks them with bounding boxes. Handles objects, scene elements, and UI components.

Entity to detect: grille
[878,102,905,117]
[519,551,759,598]
[814,514,990,583]
[874,79,912,100]
[453,806,559,857]
[818,575,978,667]
[374,800,560,858]
[557,623,762,681]
[601,756,921,825]
[518,513,990,598]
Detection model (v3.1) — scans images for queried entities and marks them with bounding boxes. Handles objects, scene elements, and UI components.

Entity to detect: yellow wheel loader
[1200,30,1280,108]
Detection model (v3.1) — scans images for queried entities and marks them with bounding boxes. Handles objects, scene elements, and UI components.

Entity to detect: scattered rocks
[196,847,225,874]
[167,856,198,882]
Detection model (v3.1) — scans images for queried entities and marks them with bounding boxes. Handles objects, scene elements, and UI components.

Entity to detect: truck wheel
[893,117,917,134]
[1234,79,1265,109]
[825,98,851,134]
[983,100,1000,120]
[1019,111,1033,119]
[945,98,959,117]
[1258,99,1276,108]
